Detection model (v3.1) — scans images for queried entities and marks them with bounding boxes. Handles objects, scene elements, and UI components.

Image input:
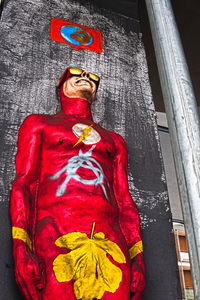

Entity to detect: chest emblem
[72,123,101,147]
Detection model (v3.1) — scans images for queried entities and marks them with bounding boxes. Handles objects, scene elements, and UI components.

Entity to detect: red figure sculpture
[10,67,145,300]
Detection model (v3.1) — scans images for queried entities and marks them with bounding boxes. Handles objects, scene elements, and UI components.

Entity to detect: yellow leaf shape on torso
[53,231,126,300]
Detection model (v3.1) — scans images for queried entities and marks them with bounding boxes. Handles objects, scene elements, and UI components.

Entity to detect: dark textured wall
[0,0,181,299]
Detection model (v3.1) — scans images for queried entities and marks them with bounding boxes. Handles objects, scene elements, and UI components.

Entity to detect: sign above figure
[50,19,103,53]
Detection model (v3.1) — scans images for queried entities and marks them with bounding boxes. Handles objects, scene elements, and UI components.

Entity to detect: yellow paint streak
[90,222,96,239]
[12,226,32,250]
[129,240,143,259]
[73,124,93,147]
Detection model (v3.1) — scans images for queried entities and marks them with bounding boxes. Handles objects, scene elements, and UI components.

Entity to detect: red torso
[35,114,127,259]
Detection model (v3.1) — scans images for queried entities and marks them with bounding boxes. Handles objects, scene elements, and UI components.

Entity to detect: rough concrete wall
[0,0,181,299]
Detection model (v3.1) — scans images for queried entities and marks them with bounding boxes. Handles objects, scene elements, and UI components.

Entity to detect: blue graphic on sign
[51,145,108,199]
[60,25,93,46]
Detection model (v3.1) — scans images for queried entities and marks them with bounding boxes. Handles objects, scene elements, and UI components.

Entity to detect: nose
[81,71,89,78]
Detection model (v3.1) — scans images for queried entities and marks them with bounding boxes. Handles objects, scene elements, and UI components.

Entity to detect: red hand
[14,243,45,300]
[130,253,145,299]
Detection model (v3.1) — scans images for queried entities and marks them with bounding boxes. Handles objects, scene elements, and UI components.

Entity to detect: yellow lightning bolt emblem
[73,124,93,147]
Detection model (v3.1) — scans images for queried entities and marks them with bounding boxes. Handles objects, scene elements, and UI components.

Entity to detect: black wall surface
[0,0,181,299]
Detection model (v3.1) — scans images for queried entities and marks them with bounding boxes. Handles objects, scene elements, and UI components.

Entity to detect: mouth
[75,78,92,87]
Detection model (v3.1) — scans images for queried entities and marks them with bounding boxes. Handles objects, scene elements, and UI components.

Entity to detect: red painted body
[10,85,145,299]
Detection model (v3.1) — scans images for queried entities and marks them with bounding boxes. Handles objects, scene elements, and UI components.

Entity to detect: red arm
[10,115,45,300]
[112,132,145,300]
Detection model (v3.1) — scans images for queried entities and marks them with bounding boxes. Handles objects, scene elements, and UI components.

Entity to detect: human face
[63,69,99,103]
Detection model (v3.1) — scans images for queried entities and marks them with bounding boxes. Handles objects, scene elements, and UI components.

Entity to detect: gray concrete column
[145,0,200,298]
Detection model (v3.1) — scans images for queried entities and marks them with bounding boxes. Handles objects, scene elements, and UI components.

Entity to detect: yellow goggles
[69,67,100,83]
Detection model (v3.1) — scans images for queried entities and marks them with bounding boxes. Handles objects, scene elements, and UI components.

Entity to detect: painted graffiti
[51,145,108,199]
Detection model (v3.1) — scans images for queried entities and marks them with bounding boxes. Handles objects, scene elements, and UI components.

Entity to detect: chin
[79,90,94,103]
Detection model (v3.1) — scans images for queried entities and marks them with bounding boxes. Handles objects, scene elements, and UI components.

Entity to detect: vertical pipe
[145,0,200,298]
